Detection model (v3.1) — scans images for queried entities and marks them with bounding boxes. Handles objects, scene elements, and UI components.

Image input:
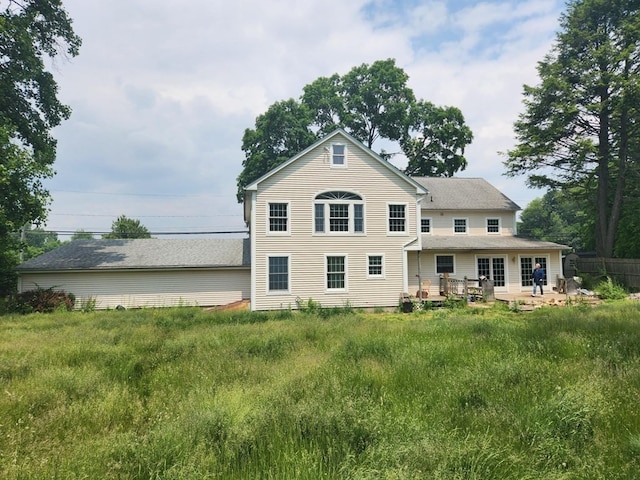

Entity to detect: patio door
[477,256,506,292]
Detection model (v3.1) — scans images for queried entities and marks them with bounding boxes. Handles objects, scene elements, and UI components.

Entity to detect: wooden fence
[575,257,640,290]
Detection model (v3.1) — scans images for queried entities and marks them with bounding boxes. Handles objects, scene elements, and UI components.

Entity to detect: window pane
[354,204,363,232]
[327,256,345,289]
[269,203,287,232]
[314,204,324,232]
[368,255,382,276]
[332,145,345,165]
[454,219,466,233]
[477,257,490,278]
[487,218,499,233]
[421,218,430,233]
[268,257,288,291]
[492,258,505,286]
[329,204,349,232]
[389,204,406,232]
[436,255,454,274]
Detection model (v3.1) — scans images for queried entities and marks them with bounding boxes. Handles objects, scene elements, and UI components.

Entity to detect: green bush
[595,276,627,300]
[7,286,76,313]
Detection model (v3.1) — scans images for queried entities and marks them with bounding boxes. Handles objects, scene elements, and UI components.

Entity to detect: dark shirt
[532,268,545,283]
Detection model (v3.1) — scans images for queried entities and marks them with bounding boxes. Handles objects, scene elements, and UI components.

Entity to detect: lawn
[1,302,640,479]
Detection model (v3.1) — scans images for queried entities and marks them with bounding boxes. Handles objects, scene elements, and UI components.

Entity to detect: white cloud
[44,0,565,237]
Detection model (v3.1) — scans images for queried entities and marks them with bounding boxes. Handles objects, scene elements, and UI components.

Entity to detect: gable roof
[245,128,428,195]
[412,177,520,211]
[17,238,251,272]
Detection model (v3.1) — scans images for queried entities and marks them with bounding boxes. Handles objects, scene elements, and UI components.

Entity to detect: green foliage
[504,0,640,257]
[1,304,640,478]
[237,59,473,201]
[518,190,592,250]
[102,215,151,239]
[71,229,94,240]
[0,0,81,165]
[0,1,80,293]
[595,276,628,300]
[7,285,75,313]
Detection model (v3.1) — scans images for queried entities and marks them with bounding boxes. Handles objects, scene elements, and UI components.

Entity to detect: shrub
[595,276,627,300]
[7,286,76,313]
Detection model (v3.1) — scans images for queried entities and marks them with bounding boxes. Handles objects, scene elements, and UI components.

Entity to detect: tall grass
[1,302,640,478]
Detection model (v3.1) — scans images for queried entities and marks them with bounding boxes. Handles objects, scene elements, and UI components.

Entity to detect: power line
[36,229,248,236]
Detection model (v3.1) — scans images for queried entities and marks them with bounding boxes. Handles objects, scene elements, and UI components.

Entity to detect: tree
[1,0,81,164]
[22,225,62,261]
[103,216,151,239]
[504,0,640,257]
[0,0,80,295]
[518,190,591,251]
[403,101,473,177]
[238,59,473,201]
[71,229,94,240]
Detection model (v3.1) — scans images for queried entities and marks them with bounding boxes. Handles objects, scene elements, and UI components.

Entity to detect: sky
[44,0,566,239]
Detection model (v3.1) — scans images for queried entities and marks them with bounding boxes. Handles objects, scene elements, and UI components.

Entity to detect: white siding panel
[19,269,250,309]
[253,137,421,310]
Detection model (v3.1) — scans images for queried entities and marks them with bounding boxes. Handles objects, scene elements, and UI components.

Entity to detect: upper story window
[453,218,467,234]
[314,191,364,234]
[486,218,500,234]
[331,144,346,167]
[268,202,288,233]
[388,204,407,233]
[421,218,431,233]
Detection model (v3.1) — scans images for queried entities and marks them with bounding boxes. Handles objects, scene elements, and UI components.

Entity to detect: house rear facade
[17,129,567,310]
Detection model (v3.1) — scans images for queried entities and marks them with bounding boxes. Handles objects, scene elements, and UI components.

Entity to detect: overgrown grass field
[1,302,640,479]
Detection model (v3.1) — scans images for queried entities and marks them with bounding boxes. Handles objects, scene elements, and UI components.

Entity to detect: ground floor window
[368,255,384,278]
[436,255,455,274]
[477,256,505,287]
[268,256,289,292]
[520,256,547,287]
[327,256,346,290]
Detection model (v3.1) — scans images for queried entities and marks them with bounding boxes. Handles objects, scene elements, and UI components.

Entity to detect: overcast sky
[45,0,565,238]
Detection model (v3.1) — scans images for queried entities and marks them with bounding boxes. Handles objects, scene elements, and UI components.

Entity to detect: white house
[17,129,567,310]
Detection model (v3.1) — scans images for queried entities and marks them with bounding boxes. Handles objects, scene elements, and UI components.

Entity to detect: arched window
[314,191,364,234]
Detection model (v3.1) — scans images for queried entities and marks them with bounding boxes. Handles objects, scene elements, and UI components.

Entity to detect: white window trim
[266,254,291,295]
[330,143,347,168]
[435,254,456,276]
[266,201,290,236]
[325,254,348,293]
[421,217,432,234]
[387,202,408,235]
[367,253,385,279]
[453,217,468,235]
[486,217,501,235]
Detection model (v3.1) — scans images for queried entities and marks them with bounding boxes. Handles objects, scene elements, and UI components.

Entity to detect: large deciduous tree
[504,0,640,257]
[237,59,473,202]
[0,0,80,294]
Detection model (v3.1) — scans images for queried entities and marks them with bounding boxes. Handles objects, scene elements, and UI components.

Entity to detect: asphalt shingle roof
[412,177,521,211]
[422,235,568,250]
[17,238,251,271]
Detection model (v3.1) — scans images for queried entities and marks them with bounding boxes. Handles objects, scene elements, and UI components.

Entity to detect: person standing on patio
[532,263,545,297]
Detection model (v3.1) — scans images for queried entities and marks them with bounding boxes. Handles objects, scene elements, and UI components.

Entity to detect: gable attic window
[314,191,364,234]
[331,144,346,167]
[268,202,289,233]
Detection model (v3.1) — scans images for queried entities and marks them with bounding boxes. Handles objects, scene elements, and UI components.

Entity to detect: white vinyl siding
[251,134,422,310]
[18,269,250,310]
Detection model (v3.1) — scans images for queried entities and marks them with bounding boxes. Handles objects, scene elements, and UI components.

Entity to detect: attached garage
[17,238,250,310]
